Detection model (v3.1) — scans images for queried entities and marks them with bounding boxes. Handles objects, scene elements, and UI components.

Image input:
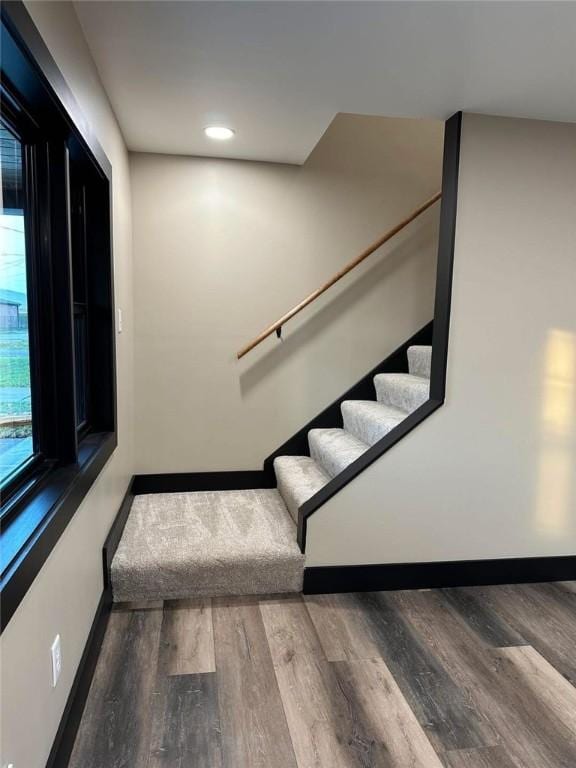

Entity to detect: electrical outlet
[51,634,62,687]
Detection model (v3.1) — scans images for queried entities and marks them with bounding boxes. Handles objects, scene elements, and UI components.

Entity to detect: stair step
[374,372,429,413]
[408,345,432,378]
[111,489,304,601]
[308,428,369,478]
[274,455,331,523]
[341,400,405,446]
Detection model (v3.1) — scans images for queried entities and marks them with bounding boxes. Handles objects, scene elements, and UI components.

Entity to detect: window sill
[0,432,116,632]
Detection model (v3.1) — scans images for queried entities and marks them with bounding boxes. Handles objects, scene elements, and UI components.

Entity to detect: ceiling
[74,1,576,165]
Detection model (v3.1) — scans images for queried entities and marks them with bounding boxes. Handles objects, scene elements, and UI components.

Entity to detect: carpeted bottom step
[111,489,304,602]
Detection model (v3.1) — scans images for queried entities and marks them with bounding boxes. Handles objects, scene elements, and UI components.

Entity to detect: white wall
[306,114,576,566]
[132,114,443,473]
[0,4,134,768]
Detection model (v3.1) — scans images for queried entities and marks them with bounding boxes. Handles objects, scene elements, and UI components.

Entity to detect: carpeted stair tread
[308,427,369,478]
[111,489,304,602]
[374,372,430,413]
[274,455,331,523]
[408,345,432,378]
[341,400,406,446]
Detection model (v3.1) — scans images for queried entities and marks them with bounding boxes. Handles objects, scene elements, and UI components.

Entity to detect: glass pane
[70,160,89,431]
[0,121,35,486]
[74,309,88,428]
[70,178,87,303]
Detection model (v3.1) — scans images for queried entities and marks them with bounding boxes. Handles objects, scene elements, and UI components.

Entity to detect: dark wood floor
[69,581,576,767]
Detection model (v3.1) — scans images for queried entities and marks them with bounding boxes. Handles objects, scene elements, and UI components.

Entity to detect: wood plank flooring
[69,582,576,768]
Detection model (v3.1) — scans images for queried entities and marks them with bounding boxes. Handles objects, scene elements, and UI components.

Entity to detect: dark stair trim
[262,321,433,472]
[297,398,442,550]
[132,470,274,495]
[295,112,462,551]
[303,555,576,594]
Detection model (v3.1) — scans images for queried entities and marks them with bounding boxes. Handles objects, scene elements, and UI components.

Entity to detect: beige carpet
[111,489,305,601]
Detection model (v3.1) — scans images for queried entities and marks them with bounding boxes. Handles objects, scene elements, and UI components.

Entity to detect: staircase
[111,119,460,602]
[275,345,431,521]
[111,345,432,601]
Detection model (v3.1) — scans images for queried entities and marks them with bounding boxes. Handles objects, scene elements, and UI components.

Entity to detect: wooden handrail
[237,191,441,359]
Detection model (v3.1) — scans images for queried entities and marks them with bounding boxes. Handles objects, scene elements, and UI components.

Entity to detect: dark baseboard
[45,588,111,768]
[303,555,576,594]
[46,478,136,767]
[132,470,275,495]
[102,477,135,591]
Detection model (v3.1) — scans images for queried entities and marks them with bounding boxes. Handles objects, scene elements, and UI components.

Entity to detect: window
[69,157,91,433]
[1,9,116,630]
[0,121,35,486]
[0,70,115,517]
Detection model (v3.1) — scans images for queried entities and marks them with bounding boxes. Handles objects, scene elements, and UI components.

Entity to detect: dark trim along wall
[262,322,433,470]
[303,557,576,594]
[297,111,462,551]
[132,470,275,495]
[102,479,135,590]
[45,591,112,768]
[46,479,131,768]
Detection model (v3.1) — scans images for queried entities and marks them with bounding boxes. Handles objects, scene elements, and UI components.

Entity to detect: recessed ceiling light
[204,126,235,140]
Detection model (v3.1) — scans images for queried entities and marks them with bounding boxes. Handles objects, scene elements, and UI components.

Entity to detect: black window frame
[0,2,117,632]
[0,99,46,495]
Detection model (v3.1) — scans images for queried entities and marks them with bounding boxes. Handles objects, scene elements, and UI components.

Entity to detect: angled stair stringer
[269,334,440,552]
[261,321,437,554]
[263,321,433,470]
[293,111,461,562]
[295,396,441,552]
